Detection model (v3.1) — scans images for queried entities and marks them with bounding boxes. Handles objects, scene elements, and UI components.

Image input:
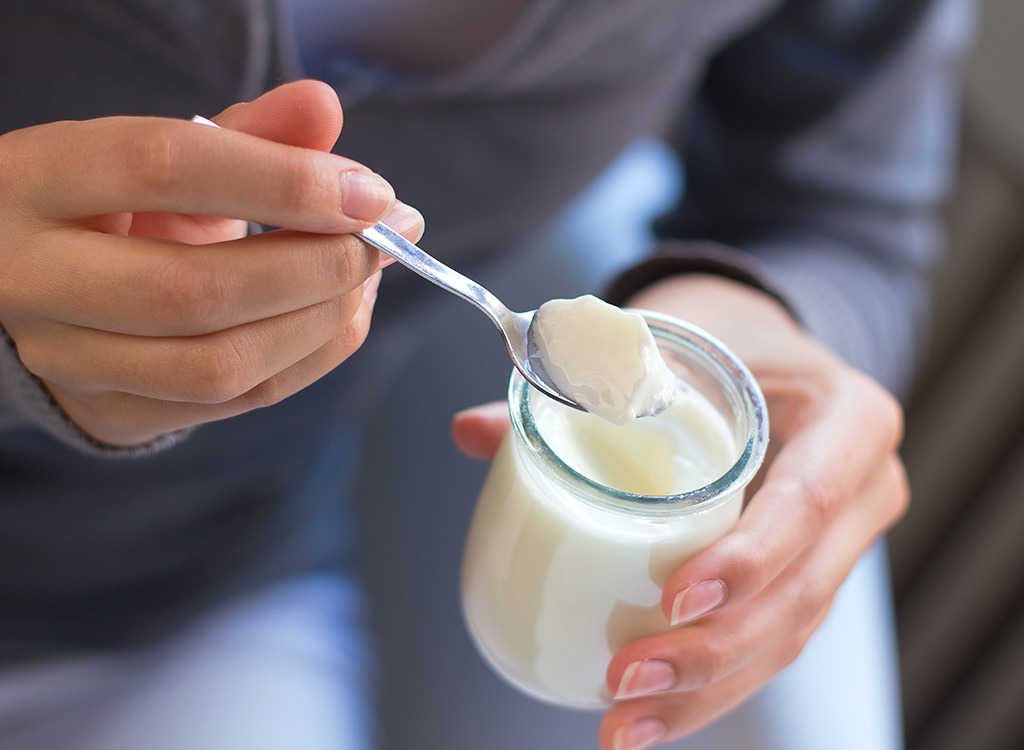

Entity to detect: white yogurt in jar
[461,360,751,707]
[536,385,733,496]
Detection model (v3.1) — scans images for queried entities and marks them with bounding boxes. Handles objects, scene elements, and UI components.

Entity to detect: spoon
[188,115,579,408]
[357,222,581,410]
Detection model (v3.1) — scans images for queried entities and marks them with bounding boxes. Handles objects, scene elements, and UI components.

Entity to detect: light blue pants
[0,575,375,750]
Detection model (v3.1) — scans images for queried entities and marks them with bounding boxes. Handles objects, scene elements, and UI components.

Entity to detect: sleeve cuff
[0,325,192,459]
[603,239,800,322]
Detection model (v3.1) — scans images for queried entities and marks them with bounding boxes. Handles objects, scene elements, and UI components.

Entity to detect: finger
[47,274,381,446]
[127,209,249,244]
[119,200,422,332]
[660,374,904,623]
[598,611,827,750]
[606,455,906,707]
[607,551,827,710]
[7,228,385,336]
[7,116,395,231]
[599,456,906,749]
[122,81,347,244]
[451,401,511,460]
[213,79,344,153]
[239,274,380,410]
[19,287,366,403]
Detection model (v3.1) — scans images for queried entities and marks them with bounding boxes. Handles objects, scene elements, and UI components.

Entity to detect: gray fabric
[0,0,969,652]
[658,0,971,395]
[0,328,189,458]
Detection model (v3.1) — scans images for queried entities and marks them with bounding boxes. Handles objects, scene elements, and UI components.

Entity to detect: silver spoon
[188,115,578,408]
[358,222,581,410]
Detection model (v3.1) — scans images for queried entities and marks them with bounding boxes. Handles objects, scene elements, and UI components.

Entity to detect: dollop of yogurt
[530,295,677,426]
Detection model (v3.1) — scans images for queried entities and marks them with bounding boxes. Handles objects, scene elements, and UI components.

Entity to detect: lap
[0,574,374,750]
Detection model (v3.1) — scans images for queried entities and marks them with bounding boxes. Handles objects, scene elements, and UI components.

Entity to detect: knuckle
[122,122,183,195]
[317,292,372,358]
[850,370,905,450]
[243,373,292,410]
[718,529,771,599]
[777,630,811,671]
[337,299,372,351]
[242,295,373,410]
[149,259,222,331]
[691,636,731,688]
[789,574,831,628]
[797,472,837,532]
[180,338,248,404]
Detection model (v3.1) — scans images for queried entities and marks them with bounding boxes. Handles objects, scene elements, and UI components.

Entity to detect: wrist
[625,274,802,345]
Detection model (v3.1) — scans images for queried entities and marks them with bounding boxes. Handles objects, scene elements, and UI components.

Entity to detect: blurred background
[892,0,1024,748]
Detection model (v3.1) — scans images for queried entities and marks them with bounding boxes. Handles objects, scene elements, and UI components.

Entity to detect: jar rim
[509,310,769,517]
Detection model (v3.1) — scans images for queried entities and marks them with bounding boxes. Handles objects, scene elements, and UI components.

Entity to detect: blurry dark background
[892,1,1024,748]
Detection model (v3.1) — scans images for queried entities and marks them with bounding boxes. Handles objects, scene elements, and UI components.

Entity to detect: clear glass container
[460,311,768,708]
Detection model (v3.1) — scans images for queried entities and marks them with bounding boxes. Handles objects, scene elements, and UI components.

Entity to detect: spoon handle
[187,114,563,398]
[358,222,575,406]
[359,222,510,322]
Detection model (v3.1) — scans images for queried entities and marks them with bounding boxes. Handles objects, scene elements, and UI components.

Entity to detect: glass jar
[460,311,768,708]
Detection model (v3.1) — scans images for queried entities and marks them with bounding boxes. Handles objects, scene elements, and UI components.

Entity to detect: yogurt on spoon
[529,294,677,426]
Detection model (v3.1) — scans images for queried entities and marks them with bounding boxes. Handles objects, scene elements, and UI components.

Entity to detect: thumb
[451,401,511,461]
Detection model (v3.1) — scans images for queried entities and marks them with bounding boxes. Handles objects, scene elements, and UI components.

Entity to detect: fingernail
[381,201,424,237]
[615,660,676,700]
[362,271,382,305]
[671,579,726,626]
[613,717,667,750]
[341,171,395,221]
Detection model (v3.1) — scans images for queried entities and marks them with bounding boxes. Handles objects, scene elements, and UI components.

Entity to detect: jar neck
[506,311,768,519]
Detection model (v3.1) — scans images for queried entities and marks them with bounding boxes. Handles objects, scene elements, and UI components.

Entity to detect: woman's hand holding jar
[452,274,908,750]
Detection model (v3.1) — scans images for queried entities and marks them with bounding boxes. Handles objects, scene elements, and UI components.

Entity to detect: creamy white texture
[537,383,734,496]
[461,383,741,707]
[531,295,676,426]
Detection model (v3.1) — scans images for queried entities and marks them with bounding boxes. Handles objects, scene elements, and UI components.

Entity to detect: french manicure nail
[671,579,726,626]
[615,660,676,700]
[613,717,668,750]
[341,171,395,221]
[381,201,424,236]
[362,272,382,305]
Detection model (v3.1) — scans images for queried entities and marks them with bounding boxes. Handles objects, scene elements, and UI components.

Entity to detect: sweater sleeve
[607,0,973,398]
[0,325,190,458]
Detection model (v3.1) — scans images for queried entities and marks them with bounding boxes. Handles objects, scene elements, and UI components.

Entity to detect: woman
[0,1,970,748]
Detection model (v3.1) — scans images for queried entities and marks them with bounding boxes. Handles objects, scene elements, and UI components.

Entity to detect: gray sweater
[0,0,969,654]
